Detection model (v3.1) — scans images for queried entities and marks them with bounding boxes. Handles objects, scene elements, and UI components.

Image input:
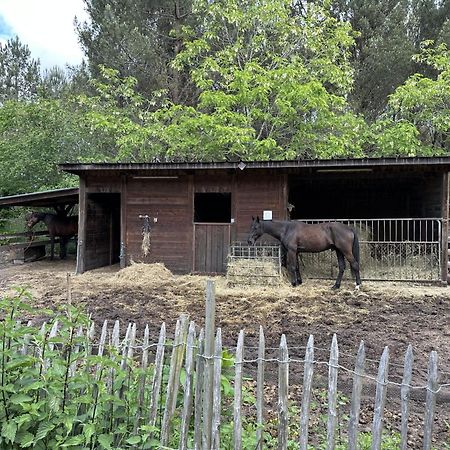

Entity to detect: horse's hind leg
[287,250,301,286]
[343,251,361,289]
[350,261,361,289]
[332,250,346,289]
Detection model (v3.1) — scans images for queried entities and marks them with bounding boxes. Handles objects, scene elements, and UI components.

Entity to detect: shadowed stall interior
[85,193,120,270]
[288,171,443,220]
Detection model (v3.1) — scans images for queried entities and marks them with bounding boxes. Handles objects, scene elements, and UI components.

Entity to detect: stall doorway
[85,193,121,270]
[193,192,231,273]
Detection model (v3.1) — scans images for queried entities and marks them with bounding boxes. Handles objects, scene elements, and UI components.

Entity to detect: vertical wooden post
[371,346,389,450]
[211,328,223,449]
[327,334,339,450]
[120,174,127,269]
[348,341,365,450]
[76,176,87,274]
[400,345,413,450]
[160,315,189,446]
[299,335,314,450]
[194,329,205,450]
[441,172,448,283]
[256,326,265,450]
[234,330,244,450]
[423,351,438,450]
[180,321,197,450]
[278,334,289,450]
[202,280,216,450]
[148,322,166,430]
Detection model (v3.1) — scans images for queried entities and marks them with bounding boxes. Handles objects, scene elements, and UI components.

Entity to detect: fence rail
[2,281,447,449]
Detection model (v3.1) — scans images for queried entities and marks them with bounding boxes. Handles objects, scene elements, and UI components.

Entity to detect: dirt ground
[1,257,450,447]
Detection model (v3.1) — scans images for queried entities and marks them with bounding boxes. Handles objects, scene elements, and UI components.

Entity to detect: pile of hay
[114,262,174,286]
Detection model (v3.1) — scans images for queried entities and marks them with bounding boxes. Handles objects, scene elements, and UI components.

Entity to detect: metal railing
[228,218,443,282]
[227,242,282,286]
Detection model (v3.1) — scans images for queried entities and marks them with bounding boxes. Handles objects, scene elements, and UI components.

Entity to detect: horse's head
[26,212,42,229]
[247,216,263,245]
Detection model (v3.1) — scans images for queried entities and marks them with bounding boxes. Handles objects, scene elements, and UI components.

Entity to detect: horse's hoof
[355,284,361,291]
[332,285,340,290]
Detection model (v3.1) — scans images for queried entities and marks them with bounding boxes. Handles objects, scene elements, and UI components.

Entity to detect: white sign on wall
[263,210,273,220]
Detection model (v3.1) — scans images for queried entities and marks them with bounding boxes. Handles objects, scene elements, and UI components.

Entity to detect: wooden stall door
[194,224,230,273]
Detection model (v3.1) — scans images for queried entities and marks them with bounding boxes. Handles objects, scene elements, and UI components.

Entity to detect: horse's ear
[252,216,255,221]
[256,216,260,222]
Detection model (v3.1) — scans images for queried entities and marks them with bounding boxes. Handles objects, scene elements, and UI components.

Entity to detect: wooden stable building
[60,157,450,283]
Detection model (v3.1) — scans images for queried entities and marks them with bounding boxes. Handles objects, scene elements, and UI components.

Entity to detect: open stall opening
[287,170,444,281]
[85,193,121,270]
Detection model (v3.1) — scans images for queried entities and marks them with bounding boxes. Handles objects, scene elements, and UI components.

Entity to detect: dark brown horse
[26,212,78,260]
[247,217,361,289]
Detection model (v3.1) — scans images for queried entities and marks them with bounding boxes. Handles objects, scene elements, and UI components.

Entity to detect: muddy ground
[1,257,450,447]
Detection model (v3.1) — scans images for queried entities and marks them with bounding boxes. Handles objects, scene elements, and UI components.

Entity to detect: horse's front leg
[287,251,301,287]
[60,238,67,260]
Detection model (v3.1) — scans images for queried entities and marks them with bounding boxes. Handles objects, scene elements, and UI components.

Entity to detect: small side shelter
[0,187,79,263]
[60,156,450,283]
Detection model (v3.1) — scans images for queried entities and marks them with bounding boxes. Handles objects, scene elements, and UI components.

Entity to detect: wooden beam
[441,172,449,283]
[76,176,87,274]
[120,174,127,269]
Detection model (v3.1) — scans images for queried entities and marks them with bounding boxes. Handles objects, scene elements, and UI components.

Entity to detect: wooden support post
[441,172,448,283]
[120,174,127,269]
[76,176,87,274]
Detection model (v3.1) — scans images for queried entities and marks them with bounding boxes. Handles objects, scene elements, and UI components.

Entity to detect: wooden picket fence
[11,280,448,449]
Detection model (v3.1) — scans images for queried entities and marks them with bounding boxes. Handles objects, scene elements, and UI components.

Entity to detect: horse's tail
[352,229,360,264]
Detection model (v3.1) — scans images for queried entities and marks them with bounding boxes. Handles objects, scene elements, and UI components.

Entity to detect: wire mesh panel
[227,242,282,286]
[298,218,442,282]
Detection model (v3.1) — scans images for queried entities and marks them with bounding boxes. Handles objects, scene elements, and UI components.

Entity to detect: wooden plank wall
[126,176,192,273]
[234,171,286,242]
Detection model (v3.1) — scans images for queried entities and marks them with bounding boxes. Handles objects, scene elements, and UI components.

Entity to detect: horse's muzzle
[247,238,254,246]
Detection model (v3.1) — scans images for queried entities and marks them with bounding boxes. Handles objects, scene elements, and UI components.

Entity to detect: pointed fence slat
[160,315,189,446]
[278,334,289,450]
[234,330,244,450]
[148,322,166,430]
[256,325,265,450]
[211,328,223,450]
[299,335,314,450]
[134,324,150,433]
[348,341,365,450]
[95,320,108,377]
[179,321,197,450]
[120,322,133,370]
[371,346,389,450]
[69,326,84,377]
[423,351,438,450]
[400,344,413,450]
[327,334,339,450]
[21,320,33,356]
[202,279,216,450]
[194,329,205,450]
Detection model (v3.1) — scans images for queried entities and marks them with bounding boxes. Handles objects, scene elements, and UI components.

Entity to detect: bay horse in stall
[247,217,361,289]
[26,212,78,260]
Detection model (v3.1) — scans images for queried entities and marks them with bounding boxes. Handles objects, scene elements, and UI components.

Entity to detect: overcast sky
[0,0,88,70]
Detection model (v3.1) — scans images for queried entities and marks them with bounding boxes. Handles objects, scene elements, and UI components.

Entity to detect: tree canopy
[1,0,450,195]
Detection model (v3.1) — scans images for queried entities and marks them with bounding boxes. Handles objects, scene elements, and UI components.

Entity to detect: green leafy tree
[77,0,194,103]
[0,97,113,196]
[84,0,367,162]
[370,42,450,155]
[0,36,41,103]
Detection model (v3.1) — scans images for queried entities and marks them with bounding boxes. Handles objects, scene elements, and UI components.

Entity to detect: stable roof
[60,156,450,174]
[0,187,79,208]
